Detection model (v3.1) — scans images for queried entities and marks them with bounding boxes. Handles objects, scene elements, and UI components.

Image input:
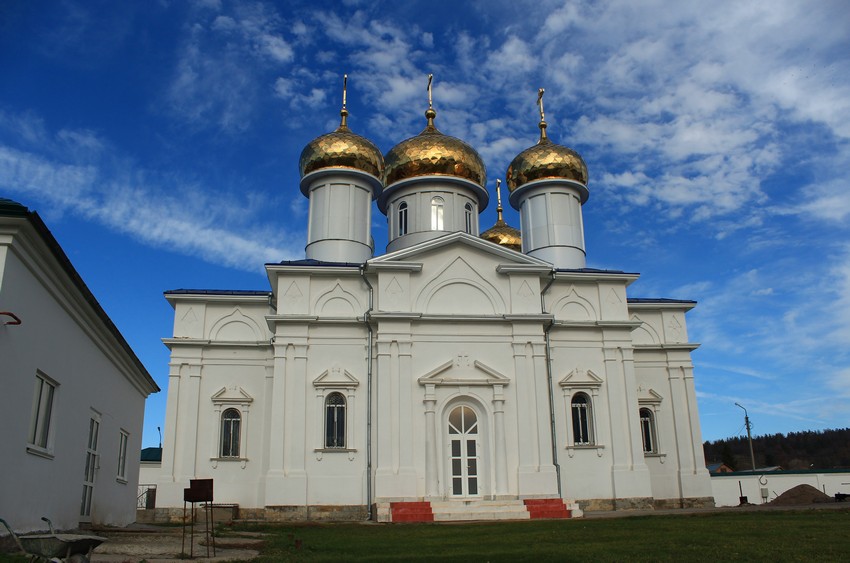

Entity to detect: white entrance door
[447,405,480,497]
[80,415,100,521]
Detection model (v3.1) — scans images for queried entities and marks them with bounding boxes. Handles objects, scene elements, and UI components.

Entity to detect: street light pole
[735,403,756,472]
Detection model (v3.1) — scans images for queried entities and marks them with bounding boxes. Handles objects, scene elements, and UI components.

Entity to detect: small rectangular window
[220,409,241,457]
[640,408,656,453]
[29,373,57,450]
[117,430,129,479]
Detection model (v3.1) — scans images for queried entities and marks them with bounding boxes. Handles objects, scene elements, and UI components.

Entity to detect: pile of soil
[769,484,832,505]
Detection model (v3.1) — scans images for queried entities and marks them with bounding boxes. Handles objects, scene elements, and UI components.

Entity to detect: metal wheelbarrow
[0,517,106,563]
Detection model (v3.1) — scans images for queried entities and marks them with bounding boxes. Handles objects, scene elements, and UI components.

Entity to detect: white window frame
[220,408,242,458]
[117,430,129,483]
[571,392,594,445]
[28,371,58,458]
[638,390,665,458]
[431,196,444,230]
[210,386,253,468]
[464,202,473,234]
[639,408,657,454]
[312,367,359,459]
[324,392,347,449]
[559,368,604,457]
[398,201,408,236]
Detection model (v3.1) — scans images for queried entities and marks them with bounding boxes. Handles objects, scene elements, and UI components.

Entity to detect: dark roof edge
[627,298,698,304]
[267,259,363,267]
[4,203,159,394]
[556,267,638,275]
[165,289,271,296]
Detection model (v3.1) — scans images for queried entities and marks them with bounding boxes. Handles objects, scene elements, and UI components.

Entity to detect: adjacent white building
[154,90,714,521]
[0,199,159,532]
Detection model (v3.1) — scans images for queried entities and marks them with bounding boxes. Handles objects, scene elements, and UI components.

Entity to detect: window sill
[314,448,357,461]
[116,477,128,485]
[26,445,54,460]
[644,452,667,463]
[565,444,604,458]
[210,457,248,469]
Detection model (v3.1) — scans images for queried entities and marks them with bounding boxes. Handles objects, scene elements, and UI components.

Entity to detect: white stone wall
[154,233,713,514]
[1,219,154,533]
[711,472,850,506]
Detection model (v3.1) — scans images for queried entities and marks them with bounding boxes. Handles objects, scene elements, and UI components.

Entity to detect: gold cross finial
[427,74,434,109]
[537,88,545,121]
[536,88,549,143]
[338,74,349,130]
[495,179,504,222]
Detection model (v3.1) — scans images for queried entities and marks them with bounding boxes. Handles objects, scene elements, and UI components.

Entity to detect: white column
[424,383,438,497]
[603,345,652,503]
[492,385,508,496]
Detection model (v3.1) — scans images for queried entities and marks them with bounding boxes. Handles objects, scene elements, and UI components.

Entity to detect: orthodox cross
[537,88,545,121]
[427,74,434,109]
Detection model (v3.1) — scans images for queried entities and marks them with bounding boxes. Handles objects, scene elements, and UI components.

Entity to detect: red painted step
[523,499,571,519]
[390,501,434,522]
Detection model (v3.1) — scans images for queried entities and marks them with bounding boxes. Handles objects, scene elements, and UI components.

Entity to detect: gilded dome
[481,218,522,252]
[506,120,588,192]
[384,109,486,188]
[481,179,521,251]
[299,109,384,180]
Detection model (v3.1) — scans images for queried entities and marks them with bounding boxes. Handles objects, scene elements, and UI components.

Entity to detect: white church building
[153,84,713,522]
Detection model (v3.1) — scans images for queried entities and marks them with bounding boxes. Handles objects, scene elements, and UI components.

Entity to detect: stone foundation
[577,497,653,512]
[652,497,716,510]
[264,505,368,521]
[577,496,715,512]
[139,505,369,524]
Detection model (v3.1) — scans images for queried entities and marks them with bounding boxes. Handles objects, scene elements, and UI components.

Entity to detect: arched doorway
[447,405,482,497]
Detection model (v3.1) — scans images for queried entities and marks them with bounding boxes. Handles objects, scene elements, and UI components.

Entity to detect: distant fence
[711,470,850,506]
[137,484,157,509]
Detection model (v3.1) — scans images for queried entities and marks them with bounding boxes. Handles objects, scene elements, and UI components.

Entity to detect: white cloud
[0,116,301,271]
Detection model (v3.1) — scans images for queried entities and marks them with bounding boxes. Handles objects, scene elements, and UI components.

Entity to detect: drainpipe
[360,265,374,520]
[541,270,561,497]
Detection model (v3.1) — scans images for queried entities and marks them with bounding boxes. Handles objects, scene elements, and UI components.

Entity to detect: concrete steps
[431,500,530,522]
[377,498,582,523]
[386,501,434,522]
[523,498,571,519]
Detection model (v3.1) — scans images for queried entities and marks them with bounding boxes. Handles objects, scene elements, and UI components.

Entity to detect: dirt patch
[89,530,263,562]
[769,484,833,506]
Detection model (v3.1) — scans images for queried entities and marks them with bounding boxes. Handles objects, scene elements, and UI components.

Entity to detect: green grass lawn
[1,508,848,562]
[238,508,850,562]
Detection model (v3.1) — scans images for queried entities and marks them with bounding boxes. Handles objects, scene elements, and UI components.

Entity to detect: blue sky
[2,0,849,448]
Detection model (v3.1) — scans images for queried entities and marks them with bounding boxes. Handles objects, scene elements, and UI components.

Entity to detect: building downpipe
[541,270,561,497]
[359,265,375,520]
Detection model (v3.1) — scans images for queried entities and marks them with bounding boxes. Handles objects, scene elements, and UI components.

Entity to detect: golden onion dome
[384,108,486,188]
[481,219,522,251]
[506,119,587,192]
[299,107,384,180]
[481,180,521,251]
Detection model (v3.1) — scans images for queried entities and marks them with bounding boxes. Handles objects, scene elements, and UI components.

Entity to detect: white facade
[154,235,713,517]
[0,199,159,533]
[153,101,713,520]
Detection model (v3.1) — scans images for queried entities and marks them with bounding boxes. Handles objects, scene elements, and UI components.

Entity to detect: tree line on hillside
[703,428,850,471]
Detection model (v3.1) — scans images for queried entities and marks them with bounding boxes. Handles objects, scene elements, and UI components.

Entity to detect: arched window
[571,393,593,445]
[220,408,241,457]
[431,196,444,230]
[640,408,657,453]
[398,201,408,237]
[325,392,346,448]
[464,203,473,234]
